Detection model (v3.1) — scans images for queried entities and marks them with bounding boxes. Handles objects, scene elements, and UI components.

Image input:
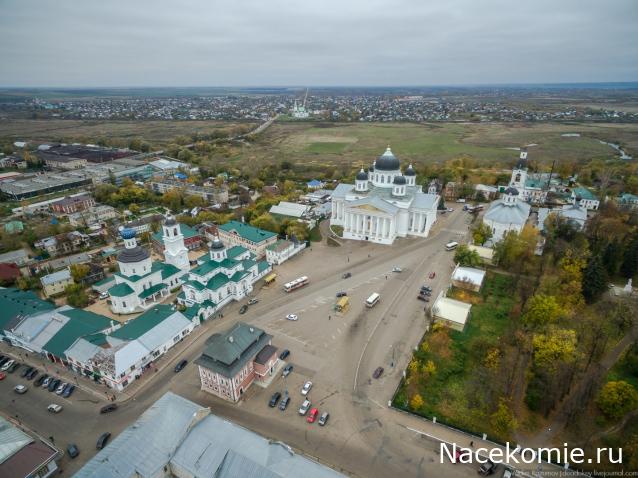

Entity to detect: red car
[428,272,436,279]
[307,408,319,423]
[0,372,5,380]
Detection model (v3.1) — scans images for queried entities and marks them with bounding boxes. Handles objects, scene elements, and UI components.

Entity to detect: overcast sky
[1,0,636,87]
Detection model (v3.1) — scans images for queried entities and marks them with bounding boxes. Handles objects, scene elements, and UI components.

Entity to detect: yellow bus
[264,273,277,285]
[335,296,349,312]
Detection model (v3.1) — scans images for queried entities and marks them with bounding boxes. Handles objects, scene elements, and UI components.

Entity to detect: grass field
[0,119,256,146]
[393,272,516,436]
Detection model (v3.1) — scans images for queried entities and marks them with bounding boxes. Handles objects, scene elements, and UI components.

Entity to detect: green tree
[523,294,564,328]
[602,240,623,276]
[454,244,482,267]
[250,213,279,233]
[532,328,578,370]
[65,283,89,308]
[596,381,638,419]
[472,222,493,246]
[582,255,609,303]
[128,203,141,215]
[177,148,194,162]
[490,399,517,438]
[621,235,638,279]
[69,263,90,283]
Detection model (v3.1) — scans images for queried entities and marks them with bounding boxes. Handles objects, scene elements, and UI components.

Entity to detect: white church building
[482,187,531,242]
[107,216,187,314]
[177,236,271,321]
[330,147,440,245]
[509,149,548,204]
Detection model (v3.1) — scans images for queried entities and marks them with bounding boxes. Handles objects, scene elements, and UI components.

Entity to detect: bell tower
[162,215,190,272]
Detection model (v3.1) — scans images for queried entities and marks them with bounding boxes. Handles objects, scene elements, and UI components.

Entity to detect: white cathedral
[107,215,188,314]
[330,147,440,245]
[509,149,548,204]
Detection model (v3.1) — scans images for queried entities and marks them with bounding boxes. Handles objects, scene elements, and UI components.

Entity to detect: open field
[0,119,256,146]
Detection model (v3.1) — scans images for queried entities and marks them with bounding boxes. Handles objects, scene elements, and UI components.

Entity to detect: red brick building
[195,323,279,402]
[50,194,95,214]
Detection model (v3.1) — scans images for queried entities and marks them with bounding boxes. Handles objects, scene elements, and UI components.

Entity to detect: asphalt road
[1,208,484,477]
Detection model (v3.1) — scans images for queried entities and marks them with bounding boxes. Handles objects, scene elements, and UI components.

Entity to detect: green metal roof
[108,282,135,297]
[138,283,167,299]
[241,259,257,270]
[206,273,230,290]
[191,257,238,277]
[218,221,277,244]
[151,223,200,245]
[0,288,55,331]
[226,245,248,259]
[572,187,597,200]
[93,275,115,287]
[195,323,272,378]
[230,271,250,283]
[257,261,271,273]
[110,304,178,341]
[43,308,113,359]
[183,280,206,291]
[151,261,181,280]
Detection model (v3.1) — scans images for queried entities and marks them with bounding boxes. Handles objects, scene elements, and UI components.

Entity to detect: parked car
[298,399,311,415]
[47,404,63,413]
[48,379,61,392]
[27,369,38,380]
[21,366,33,378]
[96,432,111,450]
[429,271,436,279]
[307,408,319,423]
[447,208,454,212]
[373,367,384,379]
[0,372,5,381]
[0,357,10,367]
[421,285,432,292]
[286,314,298,321]
[8,362,19,373]
[239,304,248,314]
[67,443,80,459]
[14,384,27,394]
[282,364,293,377]
[478,459,496,475]
[56,382,68,395]
[42,377,53,388]
[269,392,282,407]
[318,412,330,426]
[100,404,118,414]
[342,272,351,279]
[174,359,188,373]
[279,349,290,360]
[247,298,259,305]
[63,384,75,398]
[417,295,430,302]
[1,360,15,371]
[301,381,312,395]
[392,267,402,273]
[99,291,109,300]
[336,291,347,297]
[279,396,290,411]
[35,374,48,386]
[502,469,513,478]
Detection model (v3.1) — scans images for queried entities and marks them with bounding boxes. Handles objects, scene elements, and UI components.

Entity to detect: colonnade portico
[409,211,428,234]
[343,210,393,241]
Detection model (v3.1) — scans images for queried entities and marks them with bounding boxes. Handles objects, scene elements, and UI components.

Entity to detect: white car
[286,314,298,321]
[56,382,68,395]
[447,208,454,212]
[2,360,14,371]
[14,384,27,394]
[392,267,402,273]
[47,404,63,413]
[299,399,311,415]
[99,291,109,300]
[301,381,312,395]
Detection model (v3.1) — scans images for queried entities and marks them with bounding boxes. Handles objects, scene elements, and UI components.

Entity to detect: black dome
[393,175,407,185]
[165,215,177,227]
[375,147,400,171]
[356,169,369,181]
[211,237,225,250]
[117,246,150,263]
[368,163,375,172]
[504,186,519,196]
[404,164,416,176]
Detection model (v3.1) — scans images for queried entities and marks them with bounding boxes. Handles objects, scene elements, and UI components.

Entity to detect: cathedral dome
[356,169,369,181]
[404,164,416,176]
[393,175,407,185]
[211,236,225,250]
[164,215,177,227]
[120,228,136,240]
[375,147,401,171]
[504,186,519,196]
[117,246,150,263]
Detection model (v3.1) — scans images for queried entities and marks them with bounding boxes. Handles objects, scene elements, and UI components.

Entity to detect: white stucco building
[483,187,531,241]
[330,147,440,245]
[107,220,185,314]
[177,236,271,321]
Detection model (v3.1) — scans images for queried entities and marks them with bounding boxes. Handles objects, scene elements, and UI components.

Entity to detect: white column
[420,213,426,232]
[376,217,381,238]
[383,218,388,237]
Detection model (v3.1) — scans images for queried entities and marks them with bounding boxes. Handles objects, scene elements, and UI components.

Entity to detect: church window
[381,176,384,184]
[515,173,521,182]
[122,301,127,308]
[173,227,178,236]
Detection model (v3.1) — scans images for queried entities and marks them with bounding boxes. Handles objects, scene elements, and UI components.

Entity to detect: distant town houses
[618,193,638,209]
[34,231,90,257]
[571,187,600,210]
[537,204,588,232]
[50,194,96,214]
[68,204,118,227]
[121,213,164,235]
[149,178,229,204]
[40,268,73,297]
[195,322,279,402]
[151,222,203,253]
[266,239,306,265]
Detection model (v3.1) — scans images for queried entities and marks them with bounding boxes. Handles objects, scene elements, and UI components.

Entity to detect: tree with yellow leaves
[532,328,578,371]
[410,393,424,410]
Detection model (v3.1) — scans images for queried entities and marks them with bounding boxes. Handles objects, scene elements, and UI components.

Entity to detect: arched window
[515,173,521,183]
[173,227,178,236]
[381,176,384,184]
